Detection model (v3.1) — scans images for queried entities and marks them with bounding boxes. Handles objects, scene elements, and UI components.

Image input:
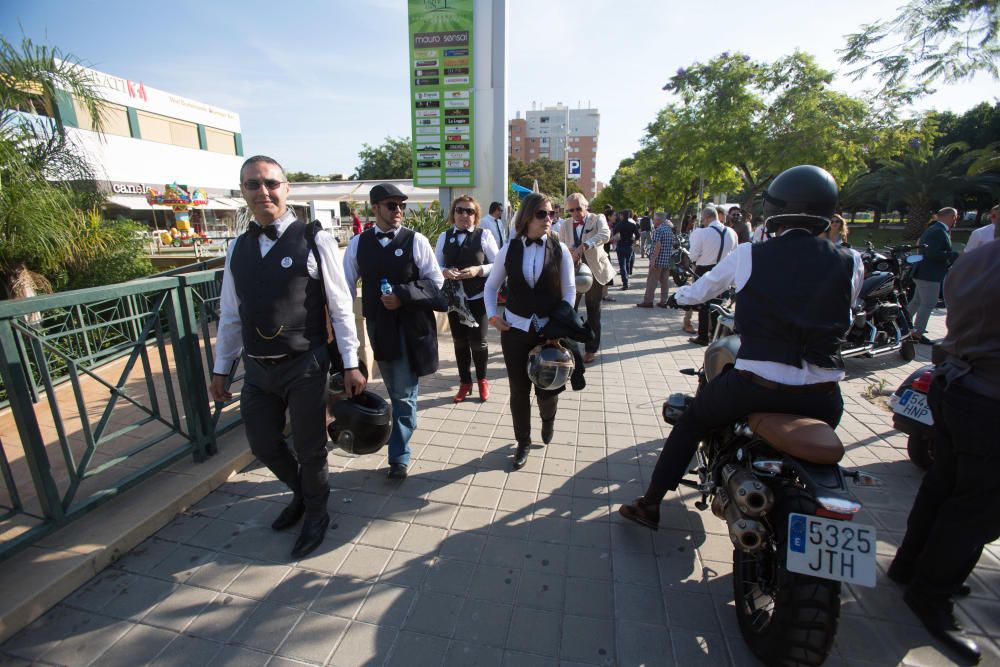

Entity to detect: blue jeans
[617,243,635,287]
[369,326,418,465]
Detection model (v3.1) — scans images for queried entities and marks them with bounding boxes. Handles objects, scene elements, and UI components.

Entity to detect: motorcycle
[888,364,935,469]
[860,242,924,305]
[670,234,693,287]
[841,266,916,362]
[663,304,879,666]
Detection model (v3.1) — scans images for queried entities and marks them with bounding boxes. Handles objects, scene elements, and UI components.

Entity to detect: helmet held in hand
[575,262,594,293]
[527,342,575,391]
[328,390,392,455]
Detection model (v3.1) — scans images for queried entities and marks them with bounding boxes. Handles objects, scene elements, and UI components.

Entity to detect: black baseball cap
[370,183,408,204]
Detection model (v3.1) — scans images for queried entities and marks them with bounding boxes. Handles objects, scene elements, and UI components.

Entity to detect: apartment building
[508,104,600,198]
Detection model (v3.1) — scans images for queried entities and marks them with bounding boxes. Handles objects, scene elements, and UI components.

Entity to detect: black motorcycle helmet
[527,342,575,391]
[327,390,392,456]
[763,165,838,235]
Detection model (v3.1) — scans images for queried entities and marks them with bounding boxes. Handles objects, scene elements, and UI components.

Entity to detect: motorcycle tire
[733,489,840,667]
[899,340,916,361]
[907,434,934,470]
[671,269,688,288]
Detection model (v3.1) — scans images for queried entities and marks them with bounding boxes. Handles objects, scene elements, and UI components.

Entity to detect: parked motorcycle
[663,305,879,666]
[860,242,924,305]
[670,234,693,287]
[888,364,935,469]
[841,266,916,362]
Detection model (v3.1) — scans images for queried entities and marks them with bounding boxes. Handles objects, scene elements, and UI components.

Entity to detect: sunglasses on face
[381,202,406,212]
[454,206,476,216]
[567,207,583,213]
[533,210,557,220]
[243,179,285,191]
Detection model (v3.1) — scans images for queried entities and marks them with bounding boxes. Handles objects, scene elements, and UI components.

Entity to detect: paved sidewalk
[2,254,997,666]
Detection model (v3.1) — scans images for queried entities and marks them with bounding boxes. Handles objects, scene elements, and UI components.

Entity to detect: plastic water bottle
[379,278,393,296]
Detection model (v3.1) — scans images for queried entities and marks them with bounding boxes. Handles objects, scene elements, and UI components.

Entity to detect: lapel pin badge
[280,257,293,268]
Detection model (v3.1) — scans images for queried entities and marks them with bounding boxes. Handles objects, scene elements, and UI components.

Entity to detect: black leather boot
[271,494,305,531]
[291,511,330,559]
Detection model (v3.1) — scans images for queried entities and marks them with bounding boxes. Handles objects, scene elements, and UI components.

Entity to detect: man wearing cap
[637,212,677,308]
[343,183,445,480]
[210,155,365,559]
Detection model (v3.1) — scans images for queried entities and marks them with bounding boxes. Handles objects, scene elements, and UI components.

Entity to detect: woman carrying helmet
[435,195,499,403]
[485,193,576,469]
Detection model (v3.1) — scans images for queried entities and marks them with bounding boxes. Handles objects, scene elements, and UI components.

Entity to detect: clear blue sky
[1,0,993,183]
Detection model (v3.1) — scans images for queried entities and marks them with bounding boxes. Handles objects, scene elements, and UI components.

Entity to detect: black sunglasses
[567,207,583,213]
[533,210,557,220]
[243,179,285,191]
[380,201,407,212]
[454,206,476,216]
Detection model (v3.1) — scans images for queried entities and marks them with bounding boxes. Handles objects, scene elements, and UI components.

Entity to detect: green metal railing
[0,268,242,559]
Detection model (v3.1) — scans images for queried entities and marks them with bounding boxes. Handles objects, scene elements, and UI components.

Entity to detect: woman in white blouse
[484,193,576,469]
[435,195,499,403]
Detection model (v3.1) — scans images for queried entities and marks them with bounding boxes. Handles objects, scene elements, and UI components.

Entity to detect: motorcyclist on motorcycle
[619,165,865,529]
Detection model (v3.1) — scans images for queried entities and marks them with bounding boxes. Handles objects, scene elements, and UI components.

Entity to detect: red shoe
[477,378,490,401]
[454,383,473,402]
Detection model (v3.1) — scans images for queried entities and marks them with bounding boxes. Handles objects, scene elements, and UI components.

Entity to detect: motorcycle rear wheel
[671,269,688,287]
[733,490,841,667]
[907,434,934,470]
[899,340,916,361]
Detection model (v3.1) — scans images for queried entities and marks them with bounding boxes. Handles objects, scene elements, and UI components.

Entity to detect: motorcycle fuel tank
[705,335,741,382]
[861,271,895,299]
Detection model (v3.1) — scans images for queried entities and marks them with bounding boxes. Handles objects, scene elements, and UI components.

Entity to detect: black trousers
[892,378,1000,600]
[650,368,844,492]
[241,346,331,516]
[448,297,488,384]
[694,264,716,340]
[574,278,604,353]
[501,326,563,446]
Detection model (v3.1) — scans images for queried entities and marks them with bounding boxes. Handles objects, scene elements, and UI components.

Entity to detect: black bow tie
[249,223,279,241]
[376,230,396,240]
[525,237,543,247]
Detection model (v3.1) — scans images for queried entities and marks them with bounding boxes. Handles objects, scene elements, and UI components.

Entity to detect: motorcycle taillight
[912,371,933,393]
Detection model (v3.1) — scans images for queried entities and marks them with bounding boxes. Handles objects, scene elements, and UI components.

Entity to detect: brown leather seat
[747,413,845,465]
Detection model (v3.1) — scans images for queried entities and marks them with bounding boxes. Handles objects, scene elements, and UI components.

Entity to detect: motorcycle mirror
[846,470,884,487]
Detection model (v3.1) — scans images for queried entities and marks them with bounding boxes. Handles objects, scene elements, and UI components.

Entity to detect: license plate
[892,389,934,426]
[786,513,877,587]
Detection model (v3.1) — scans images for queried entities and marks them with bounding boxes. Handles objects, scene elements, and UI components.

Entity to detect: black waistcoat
[356,226,424,362]
[442,227,487,296]
[504,235,563,320]
[735,230,855,370]
[230,220,326,356]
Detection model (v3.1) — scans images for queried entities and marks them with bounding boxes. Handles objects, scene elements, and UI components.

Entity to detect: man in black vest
[619,165,864,529]
[343,183,445,480]
[210,155,365,559]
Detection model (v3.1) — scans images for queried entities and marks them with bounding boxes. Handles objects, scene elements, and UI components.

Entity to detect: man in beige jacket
[559,192,616,363]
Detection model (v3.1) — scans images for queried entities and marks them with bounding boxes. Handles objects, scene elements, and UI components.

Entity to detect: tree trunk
[872,210,881,230]
[904,203,931,241]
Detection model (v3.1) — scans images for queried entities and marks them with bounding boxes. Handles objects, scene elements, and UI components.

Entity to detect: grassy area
[847,224,972,249]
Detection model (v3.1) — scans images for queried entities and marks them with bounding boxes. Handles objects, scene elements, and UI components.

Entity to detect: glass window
[73,98,130,137]
[205,126,236,154]
[136,110,199,149]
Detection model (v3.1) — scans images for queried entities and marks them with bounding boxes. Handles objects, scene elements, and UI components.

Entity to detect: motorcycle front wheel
[733,490,841,667]
[907,434,934,470]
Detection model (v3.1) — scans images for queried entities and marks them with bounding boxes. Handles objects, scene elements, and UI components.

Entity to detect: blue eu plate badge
[789,514,806,553]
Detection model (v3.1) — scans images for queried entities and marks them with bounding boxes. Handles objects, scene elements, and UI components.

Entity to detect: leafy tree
[934,102,1000,150]
[840,0,1000,100]
[660,52,912,213]
[0,36,109,299]
[352,136,412,180]
[285,171,346,182]
[850,141,1000,238]
[508,158,582,201]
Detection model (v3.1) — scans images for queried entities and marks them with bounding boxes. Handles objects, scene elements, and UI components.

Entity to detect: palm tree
[851,141,1000,239]
[0,36,108,299]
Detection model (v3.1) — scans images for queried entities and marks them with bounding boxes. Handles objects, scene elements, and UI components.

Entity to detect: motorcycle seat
[747,413,845,464]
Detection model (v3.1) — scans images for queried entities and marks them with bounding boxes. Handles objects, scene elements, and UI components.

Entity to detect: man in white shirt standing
[620,165,863,531]
[209,155,365,559]
[480,201,507,248]
[964,203,999,253]
[687,206,738,345]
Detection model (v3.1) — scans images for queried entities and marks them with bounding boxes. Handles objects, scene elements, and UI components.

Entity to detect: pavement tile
[438,530,488,562]
[564,577,615,619]
[469,563,520,604]
[401,590,464,637]
[90,623,177,667]
[355,582,417,627]
[337,544,394,580]
[424,556,477,595]
[148,632,222,666]
[229,601,303,652]
[514,570,565,611]
[209,645,272,666]
[140,584,217,632]
[616,581,667,625]
[670,628,730,667]
[505,606,561,657]
[276,611,348,663]
[560,614,616,665]
[453,598,513,648]
[616,619,674,667]
[311,576,373,619]
[183,592,257,641]
[358,519,408,550]
[445,641,504,667]
[385,630,450,667]
[224,562,292,600]
[328,621,396,667]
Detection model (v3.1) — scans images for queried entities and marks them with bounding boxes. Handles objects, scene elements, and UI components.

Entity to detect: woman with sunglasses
[435,196,499,402]
[484,194,575,469]
[822,213,850,247]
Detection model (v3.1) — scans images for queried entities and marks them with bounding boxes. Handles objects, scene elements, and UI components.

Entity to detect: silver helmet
[527,342,575,391]
[575,262,594,293]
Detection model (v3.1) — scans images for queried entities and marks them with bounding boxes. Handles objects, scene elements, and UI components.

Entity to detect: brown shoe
[636,302,654,308]
[657,302,669,308]
[583,352,597,363]
[682,323,696,334]
[619,498,660,531]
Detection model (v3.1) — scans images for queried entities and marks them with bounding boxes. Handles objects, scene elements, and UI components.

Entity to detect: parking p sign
[568,158,582,179]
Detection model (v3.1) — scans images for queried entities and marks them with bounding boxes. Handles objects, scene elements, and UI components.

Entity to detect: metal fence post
[165,279,214,461]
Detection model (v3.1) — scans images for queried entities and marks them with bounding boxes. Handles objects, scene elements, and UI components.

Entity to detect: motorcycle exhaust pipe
[841,344,874,358]
[722,464,774,516]
[865,342,903,358]
[712,488,768,553]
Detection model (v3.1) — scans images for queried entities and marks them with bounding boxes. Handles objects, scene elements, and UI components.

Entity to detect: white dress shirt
[434,226,499,300]
[484,237,576,332]
[964,223,998,253]
[213,209,361,374]
[689,220,739,266]
[676,230,866,385]
[342,225,445,298]
[479,214,505,247]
